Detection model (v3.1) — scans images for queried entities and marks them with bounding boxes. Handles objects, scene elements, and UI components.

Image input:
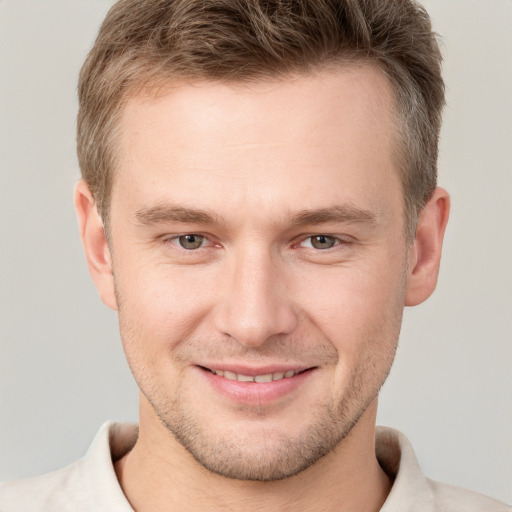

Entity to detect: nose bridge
[214,243,297,347]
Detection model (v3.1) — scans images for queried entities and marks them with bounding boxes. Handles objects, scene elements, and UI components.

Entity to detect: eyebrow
[291,205,377,226]
[135,205,220,225]
[134,203,377,228]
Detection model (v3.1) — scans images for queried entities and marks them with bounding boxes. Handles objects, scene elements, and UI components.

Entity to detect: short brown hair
[77,0,444,238]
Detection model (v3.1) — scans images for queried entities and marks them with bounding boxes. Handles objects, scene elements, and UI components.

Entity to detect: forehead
[113,64,401,226]
[121,63,396,150]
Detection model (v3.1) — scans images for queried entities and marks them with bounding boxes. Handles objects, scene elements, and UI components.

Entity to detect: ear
[74,180,118,311]
[405,187,450,307]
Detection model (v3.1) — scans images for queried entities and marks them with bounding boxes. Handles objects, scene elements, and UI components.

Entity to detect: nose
[213,247,298,348]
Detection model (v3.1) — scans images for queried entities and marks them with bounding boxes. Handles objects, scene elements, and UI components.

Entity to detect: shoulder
[428,479,511,512]
[0,459,89,512]
[0,422,137,512]
[376,426,510,512]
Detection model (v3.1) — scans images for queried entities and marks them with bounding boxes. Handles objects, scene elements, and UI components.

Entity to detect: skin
[75,64,449,511]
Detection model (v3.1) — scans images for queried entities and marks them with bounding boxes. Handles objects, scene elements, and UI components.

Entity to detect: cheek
[296,259,405,328]
[292,257,406,378]
[114,262,216,361]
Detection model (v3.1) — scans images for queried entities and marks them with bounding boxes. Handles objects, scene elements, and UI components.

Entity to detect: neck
[115,399,391,512]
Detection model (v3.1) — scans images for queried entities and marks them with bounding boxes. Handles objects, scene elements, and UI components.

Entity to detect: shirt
[0,422,510,511]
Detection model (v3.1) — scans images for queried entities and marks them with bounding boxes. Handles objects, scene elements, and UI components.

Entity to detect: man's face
[108,65,411,480]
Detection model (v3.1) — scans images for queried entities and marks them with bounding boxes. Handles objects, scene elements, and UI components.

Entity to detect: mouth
[196,364,317,405]
[199,366,312,383]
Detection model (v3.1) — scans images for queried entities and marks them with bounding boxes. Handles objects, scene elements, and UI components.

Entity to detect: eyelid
[160,232,352,251]
[296,234,351,249]
[163,233,214,249]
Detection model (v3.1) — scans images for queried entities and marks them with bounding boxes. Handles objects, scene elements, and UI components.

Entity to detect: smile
[198,365,316,405]
[206,368,303,383]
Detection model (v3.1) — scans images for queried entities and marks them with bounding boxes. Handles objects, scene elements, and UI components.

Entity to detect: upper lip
[197,363,315,376]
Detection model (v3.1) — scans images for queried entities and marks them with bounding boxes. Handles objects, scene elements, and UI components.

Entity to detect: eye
[175,234,206,250]
[301,235,340,250]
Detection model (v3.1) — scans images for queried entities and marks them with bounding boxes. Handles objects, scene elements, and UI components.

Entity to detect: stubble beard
[115,267,405,482]
[136,333,398,482]
[152,384,380,481]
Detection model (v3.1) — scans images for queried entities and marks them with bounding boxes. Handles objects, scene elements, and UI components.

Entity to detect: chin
[149,390,372,481]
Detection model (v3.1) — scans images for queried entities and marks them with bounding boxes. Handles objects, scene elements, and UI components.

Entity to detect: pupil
[312,235,334,249]
[179,234,202,249]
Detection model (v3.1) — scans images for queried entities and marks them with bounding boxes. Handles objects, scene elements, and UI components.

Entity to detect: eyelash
[163,233,349,252]
[297,235,345,250]
[164,234,213,250]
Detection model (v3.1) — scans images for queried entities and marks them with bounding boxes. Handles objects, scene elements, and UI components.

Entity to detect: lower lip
[198,367,315,406]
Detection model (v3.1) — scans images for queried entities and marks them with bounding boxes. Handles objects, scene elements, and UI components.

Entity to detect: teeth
[211,369,299,383]
[254,374,273,383]
[237,374,255,382]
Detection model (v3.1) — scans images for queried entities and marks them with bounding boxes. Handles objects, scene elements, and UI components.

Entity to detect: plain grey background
[1,0,511,504]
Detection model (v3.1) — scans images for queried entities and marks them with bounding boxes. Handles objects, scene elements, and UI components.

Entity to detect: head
[75,0,449,481]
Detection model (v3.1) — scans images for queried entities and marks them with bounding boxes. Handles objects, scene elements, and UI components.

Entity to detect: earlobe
[405,187,450,307]
[74,180,118,311]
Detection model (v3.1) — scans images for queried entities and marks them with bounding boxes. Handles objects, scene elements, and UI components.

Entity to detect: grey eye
[178,234,205,250]
[310,235,337,250]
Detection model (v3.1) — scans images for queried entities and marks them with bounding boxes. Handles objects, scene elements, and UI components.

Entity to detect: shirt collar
[84,422,436,511]
[377,426,437,511]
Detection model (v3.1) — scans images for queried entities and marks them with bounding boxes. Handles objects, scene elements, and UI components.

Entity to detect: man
[0,0,509,511]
